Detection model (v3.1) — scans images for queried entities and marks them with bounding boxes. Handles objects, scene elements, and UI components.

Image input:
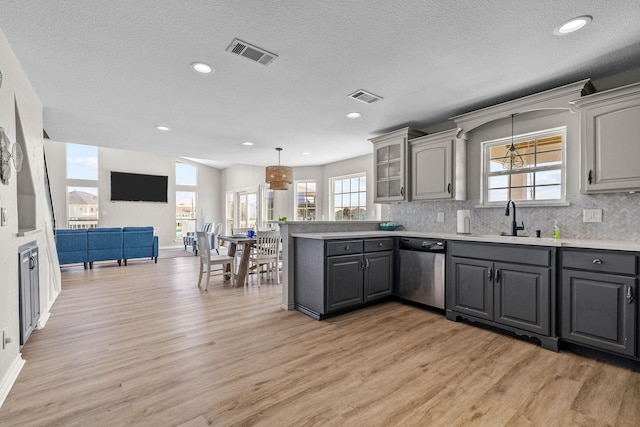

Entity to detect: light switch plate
[583,208,603,223]
[437,212,445,222]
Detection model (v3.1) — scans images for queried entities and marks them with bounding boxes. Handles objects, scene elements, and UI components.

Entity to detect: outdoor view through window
[175,162,197,240]
[66,143,99,228]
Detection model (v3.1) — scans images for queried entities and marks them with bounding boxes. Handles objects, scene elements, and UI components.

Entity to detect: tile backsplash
[389,192,640,242]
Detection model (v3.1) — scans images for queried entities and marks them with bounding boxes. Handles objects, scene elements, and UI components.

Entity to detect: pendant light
[265,147,293,190]
[501,114,525,169]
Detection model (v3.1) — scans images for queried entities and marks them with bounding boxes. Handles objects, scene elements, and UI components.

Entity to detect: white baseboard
[37,310,51,329]
[281,301,295,311]
[0,354,25,408]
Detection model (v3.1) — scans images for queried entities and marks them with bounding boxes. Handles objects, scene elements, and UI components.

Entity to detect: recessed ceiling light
[191,62,214,74]
[156,125,170,131]
[302,152,311,155]
[346,112,362,119]
[242,141,254,146]
[554,15,592,35]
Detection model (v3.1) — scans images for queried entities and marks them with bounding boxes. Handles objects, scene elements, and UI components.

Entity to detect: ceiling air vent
[348,89,383,104]
[226,38,277,66]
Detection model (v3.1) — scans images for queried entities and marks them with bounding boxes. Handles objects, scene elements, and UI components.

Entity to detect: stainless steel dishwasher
[398,237,445,309]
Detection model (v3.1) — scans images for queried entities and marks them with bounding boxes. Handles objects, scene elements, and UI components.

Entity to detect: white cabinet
[409,128,466,201]
[571,82,640,193]
[370,127,425,202]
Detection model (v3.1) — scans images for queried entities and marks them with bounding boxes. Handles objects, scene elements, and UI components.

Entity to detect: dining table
[218,235,257,287]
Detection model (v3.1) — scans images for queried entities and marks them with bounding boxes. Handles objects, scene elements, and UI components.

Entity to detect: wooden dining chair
[248,230,281,286]
[196,231,235,290]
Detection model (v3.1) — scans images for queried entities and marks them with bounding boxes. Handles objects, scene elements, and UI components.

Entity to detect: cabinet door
[411,139,451,200]
[581,87,640,192]
[326,254,364,313]
[494,263,550,335]
[364,251,393,301]
[449,257,493,320]
[19,250,34,344]
[374,139,406,202]
[561,270,636,357]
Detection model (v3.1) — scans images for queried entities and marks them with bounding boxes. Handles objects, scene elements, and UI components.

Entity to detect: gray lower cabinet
[326,254,364,312]
[19,242,40,345]
[295,237,393,319]
[560,249,637,357]
[447,241,556,350]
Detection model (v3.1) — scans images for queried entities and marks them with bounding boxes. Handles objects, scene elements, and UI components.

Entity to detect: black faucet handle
[517,221,525,231]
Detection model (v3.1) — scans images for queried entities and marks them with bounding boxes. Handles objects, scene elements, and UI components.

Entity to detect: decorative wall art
[0,127,23,185]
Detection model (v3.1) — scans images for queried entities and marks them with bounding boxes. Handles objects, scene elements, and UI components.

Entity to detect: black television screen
[110,171,168,202]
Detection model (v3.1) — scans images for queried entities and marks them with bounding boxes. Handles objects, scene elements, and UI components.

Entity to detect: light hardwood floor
[1,252,639,426]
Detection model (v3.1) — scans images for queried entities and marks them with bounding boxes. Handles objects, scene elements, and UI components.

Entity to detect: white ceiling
[1,1,640,169]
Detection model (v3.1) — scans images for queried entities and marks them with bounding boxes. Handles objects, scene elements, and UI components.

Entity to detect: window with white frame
[482,127,566,205]
[66,143,99,228]
[175,162,198,240]
[295,180,316,221]
[264,187,274,223]
[331,173,366,221]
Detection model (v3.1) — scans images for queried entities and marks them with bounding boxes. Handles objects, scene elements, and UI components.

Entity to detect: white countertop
[291,230,640,252]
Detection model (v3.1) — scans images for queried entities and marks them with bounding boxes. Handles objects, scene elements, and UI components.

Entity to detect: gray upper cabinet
[409,129,466,201]
[571,82,640,193]
[370,127,425,203]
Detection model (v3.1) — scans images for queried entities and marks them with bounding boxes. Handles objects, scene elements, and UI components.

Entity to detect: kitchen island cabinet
[447,241,556,350]
[295,237,394,319]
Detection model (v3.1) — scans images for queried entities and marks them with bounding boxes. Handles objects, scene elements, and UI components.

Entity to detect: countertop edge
[290,231,640,252]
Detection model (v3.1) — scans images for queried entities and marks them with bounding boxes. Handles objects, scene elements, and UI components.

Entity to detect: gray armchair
[184,222,212,252]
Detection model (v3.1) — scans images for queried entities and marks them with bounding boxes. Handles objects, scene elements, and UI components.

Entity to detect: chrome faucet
[505,200,525,236]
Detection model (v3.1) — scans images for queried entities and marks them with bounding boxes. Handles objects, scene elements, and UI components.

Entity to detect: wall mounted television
[110,171,168,203]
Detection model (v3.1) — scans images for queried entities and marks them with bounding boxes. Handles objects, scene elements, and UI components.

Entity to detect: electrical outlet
[583,208,603,223]
[437,212,445,222]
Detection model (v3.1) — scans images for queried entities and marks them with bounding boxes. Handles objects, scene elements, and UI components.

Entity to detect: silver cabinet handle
[495,269,500,282]
[378,242,383,247]
[487,268,493,280]
[365,257,370,268]
[592,259,602,264]
[627,286,634,304]
[345,245,350,250]
[400,186,404,197]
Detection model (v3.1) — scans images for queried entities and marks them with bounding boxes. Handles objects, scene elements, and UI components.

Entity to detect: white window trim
[294,179,316,221]
[480,126,567,207]
[329,172,367,221]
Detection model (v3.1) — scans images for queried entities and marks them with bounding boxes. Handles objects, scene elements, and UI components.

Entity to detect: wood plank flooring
[1,252,639,426]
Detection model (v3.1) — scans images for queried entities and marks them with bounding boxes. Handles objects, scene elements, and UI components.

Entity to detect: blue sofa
[88,228,123,268]
[55,229,89,269]
[55,226,159,268]
[123,226,159,265]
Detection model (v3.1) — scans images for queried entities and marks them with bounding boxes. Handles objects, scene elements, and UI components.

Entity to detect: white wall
[0,28,60,405]
[43,141,222,247]
[221,154,381,225]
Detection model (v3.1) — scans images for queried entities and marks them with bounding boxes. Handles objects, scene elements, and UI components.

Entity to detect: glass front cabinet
[370,127,425,203]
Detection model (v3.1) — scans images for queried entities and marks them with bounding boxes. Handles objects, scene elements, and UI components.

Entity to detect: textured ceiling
[1,0,640,168]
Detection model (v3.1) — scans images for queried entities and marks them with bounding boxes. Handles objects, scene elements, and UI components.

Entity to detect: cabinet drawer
[364,238,394,252]
[562,249,636,275]
[326,240,363,256]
